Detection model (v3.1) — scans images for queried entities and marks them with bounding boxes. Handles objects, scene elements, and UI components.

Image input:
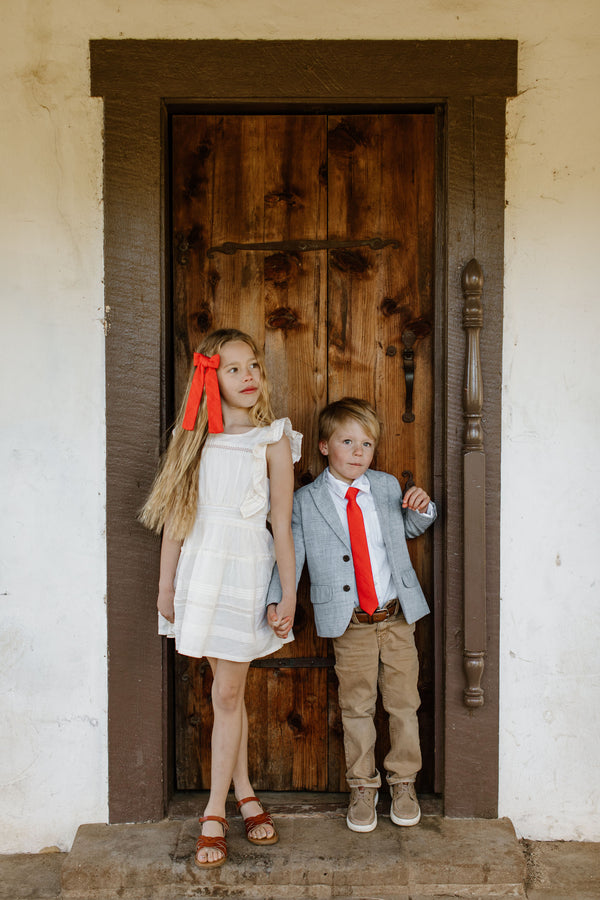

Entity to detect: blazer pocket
[310,585,334,605]
[400,567,420,588]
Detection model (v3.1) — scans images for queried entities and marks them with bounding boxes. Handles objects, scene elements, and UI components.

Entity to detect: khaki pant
[332,612,421,788]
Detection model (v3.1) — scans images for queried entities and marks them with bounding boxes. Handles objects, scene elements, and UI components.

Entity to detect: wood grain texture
[103,98,166,823]
[172,115,330,790]
[443,96,505,817]
[91,40,518,101]
[173,113,436,793]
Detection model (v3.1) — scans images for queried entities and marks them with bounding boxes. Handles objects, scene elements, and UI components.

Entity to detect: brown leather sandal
[195,815,229,868]
[236,796,279,845]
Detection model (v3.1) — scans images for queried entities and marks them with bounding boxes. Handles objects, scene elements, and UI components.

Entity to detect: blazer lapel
[307,473,351,550]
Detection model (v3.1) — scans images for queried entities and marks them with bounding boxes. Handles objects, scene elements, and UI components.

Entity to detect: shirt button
[343,585,351,592]
[343,555,350,562]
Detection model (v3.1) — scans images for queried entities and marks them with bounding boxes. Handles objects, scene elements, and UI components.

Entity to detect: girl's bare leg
[196,657,250,864]
[231,703,275,841]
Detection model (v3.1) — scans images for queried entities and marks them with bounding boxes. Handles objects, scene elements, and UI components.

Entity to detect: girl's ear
[318,440,329,457]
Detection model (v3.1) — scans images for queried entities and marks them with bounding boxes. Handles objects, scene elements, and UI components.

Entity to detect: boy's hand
[157,585,175,623]
[402,485,431,513]
[267,599,295,639]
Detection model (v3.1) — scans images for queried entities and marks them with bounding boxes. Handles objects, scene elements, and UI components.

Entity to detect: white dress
[158,417,302,661]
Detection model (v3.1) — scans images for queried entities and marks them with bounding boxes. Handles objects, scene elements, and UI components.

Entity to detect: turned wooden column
[462,258,486,708]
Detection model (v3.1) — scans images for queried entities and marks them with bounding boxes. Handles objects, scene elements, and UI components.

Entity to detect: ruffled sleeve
[240,418,303,518]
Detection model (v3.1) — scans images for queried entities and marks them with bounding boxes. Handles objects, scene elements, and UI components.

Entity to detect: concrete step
[61,813,527,899]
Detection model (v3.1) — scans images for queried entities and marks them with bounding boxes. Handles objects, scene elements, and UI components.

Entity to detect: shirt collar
[324,467,372,499]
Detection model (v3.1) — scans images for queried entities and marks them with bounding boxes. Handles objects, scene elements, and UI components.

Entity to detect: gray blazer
[267,468,437,638]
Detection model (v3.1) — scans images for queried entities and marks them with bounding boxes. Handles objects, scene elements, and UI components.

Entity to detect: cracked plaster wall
[0,0,598,852]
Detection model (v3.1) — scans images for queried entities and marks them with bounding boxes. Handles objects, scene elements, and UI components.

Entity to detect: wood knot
[330,249,371,277]
[192,305,213,333]
[328,119,369,156]
[266,306,300,332]
[402,318,432,344]
[264,253,301,286]
[287,711,305,736]
[380,297,411,318]
[195,139,212,163]
[183,143,212,200]
[264,189,303,209]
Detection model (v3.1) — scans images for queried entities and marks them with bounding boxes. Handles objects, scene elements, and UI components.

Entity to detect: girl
[140,328,301,869]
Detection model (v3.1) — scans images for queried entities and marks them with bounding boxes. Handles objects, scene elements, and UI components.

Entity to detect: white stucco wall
[1,0,598,852]
[499,17,600,840]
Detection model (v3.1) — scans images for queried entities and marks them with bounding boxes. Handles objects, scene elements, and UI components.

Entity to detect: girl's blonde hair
[140,328,275,540]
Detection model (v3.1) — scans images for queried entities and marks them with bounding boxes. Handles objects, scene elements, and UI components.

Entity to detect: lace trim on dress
[209,442,253,454]
[239,417,303,519]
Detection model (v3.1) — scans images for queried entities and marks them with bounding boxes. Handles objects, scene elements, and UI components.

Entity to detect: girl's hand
[402,485,431,513]
[157,585,175,623]
[267,599,295,639]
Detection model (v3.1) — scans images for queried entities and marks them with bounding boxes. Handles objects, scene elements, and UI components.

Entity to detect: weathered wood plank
[172,114,331,790]
[91,40,518,101]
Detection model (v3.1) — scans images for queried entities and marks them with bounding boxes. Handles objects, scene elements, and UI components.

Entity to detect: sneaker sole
[389,784,421,826]
[390,807,421,827]
[346,790,379,833]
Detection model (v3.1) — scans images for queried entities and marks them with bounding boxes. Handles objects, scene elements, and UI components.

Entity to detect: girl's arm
[157,529,183,623]
[266,434,296,638]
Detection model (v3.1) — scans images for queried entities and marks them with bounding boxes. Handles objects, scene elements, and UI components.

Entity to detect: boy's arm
[400,482,437,539]
[402,485,432,513]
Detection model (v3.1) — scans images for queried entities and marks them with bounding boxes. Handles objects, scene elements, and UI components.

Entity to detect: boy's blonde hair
[140,328,274,540]
[318,397,381,446]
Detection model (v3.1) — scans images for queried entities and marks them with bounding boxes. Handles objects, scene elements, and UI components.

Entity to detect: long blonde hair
[140,329,275,540]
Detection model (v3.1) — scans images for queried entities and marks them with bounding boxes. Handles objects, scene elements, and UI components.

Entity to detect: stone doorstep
[61,815,527,900]
[0,851,65,900]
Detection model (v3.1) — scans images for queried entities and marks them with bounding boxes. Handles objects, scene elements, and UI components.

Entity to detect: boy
[267,397,436,832]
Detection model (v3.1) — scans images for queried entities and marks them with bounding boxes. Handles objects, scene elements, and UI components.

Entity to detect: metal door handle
[400,318,431,424]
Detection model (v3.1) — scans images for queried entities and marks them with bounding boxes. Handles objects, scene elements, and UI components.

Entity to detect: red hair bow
[182,353,223,433]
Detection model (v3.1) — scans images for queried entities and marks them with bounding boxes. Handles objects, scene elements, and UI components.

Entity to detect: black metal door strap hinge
[207,237,400,258]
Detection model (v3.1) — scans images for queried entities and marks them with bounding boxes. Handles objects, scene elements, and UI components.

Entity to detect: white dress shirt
[324,467,434,608]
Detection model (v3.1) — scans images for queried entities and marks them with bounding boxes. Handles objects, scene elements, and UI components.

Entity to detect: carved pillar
[462,259,486,707]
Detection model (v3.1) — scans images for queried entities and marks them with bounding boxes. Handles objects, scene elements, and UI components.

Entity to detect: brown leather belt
[351,598,400,625]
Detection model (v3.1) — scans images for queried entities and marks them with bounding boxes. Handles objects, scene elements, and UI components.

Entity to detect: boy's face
[319,419,376,484]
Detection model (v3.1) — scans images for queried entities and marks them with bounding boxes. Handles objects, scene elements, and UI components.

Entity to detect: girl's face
[216,340,262,412]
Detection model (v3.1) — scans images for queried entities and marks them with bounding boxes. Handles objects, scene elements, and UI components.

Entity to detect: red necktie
[345,487,379,616]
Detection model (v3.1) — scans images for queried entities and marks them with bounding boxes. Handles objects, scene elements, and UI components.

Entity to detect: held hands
[267,597,295,640]
[402,485,431,514]
[157,584,175,623]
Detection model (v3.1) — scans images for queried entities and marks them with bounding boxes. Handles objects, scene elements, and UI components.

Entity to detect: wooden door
[171,112,435,793]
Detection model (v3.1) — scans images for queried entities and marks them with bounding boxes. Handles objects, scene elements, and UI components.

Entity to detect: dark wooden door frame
[90,39,517,823]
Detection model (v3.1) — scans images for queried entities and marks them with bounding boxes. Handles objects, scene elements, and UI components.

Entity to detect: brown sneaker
[390,781,421,826]
[346,787,379,833]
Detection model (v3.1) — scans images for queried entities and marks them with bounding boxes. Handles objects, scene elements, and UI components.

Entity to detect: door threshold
[168,791,442,820]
